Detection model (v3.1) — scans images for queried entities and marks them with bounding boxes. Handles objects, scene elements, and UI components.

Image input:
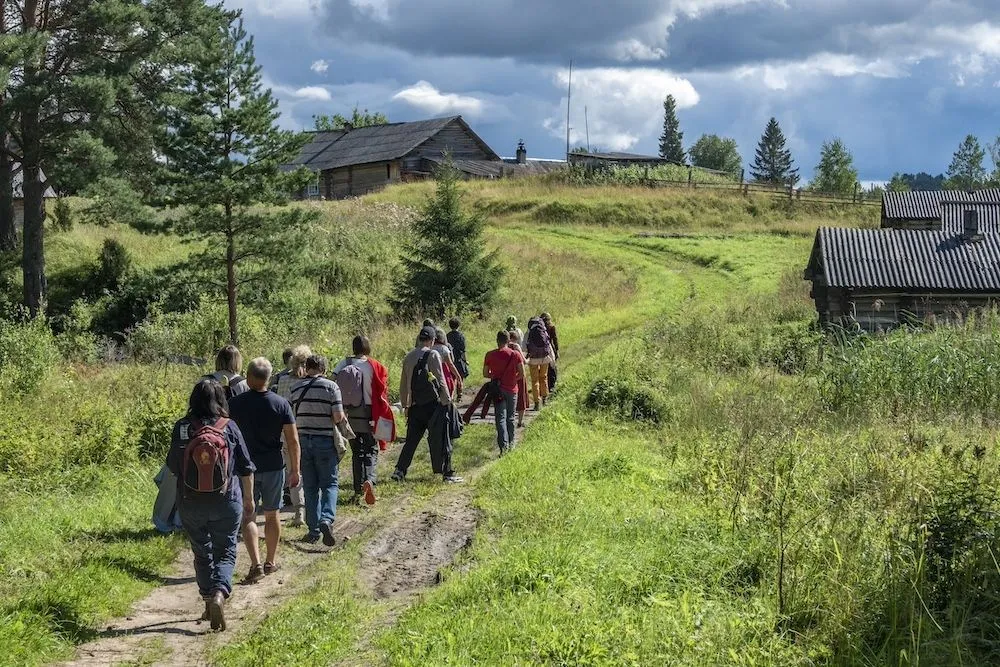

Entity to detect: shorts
[254,470,286,512]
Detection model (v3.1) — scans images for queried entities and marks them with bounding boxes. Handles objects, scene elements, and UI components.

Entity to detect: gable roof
[10,165,57,199]
[286,116,499,172]
[808,227,1000,291]
[569,150,669,163]
[882,189,1000,221]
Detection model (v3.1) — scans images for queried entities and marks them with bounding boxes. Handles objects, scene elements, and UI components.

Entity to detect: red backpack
[181,418,231,497]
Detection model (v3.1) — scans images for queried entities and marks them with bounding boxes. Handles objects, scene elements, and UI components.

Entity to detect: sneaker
[301,533,321,544]
[319,521,336,547]
[362,480,377,506]
[243,564,264,585]
[263,562,280,576]
[390,469,405,482]
[443,475,465,484]
[289,507,304,528]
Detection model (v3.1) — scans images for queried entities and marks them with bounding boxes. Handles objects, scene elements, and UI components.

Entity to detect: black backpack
[204,373,244,401]
[411,351,439,406]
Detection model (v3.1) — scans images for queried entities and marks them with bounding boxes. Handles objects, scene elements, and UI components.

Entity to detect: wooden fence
[635,171,882,207]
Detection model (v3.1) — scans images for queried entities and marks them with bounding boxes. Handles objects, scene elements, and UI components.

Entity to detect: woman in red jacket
[333,336,396,506]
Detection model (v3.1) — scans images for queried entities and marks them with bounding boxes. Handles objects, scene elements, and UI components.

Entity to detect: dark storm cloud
[316,0,1000,71]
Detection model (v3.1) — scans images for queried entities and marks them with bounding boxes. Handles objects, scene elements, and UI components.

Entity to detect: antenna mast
[585,105,590,153]
[565,60,573,160]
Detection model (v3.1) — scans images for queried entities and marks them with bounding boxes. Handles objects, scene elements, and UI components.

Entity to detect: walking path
[60,390,543,666]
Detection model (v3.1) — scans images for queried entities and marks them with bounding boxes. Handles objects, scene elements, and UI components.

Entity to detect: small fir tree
[887,173,911,192]
[397,160,503,318]
[162,11,316,345]
[946,135,987,190]
[658,95,685,163]
[812,138,859,194]
[750,117,799,185]
[314,106,388,130]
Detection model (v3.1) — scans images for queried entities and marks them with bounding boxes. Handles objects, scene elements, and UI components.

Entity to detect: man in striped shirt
[288,355,345,546]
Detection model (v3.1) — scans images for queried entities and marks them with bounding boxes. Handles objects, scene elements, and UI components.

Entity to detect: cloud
[392,81,484,116]
[733,53,909,91]
[227,0,316,19]
[544,67,699,152]
[310,59,330,74]
[293,85,332,101]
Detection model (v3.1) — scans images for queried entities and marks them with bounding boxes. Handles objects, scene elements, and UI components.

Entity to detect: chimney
[343,122,354,131]
[516,140,527,164]
[963,208,981,240]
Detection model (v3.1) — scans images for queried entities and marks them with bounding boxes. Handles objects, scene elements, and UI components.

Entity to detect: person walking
[525,317,554,411]
[333,336,395,506]
[484,330,525,455]
[392,326,462,483]
[268,347,294,392]
[434,327,464,399]
[229,358,300,584]
[272,345,311,527]
[446,318,470,381]
[206,345,250,399]
[508,330,529,427]
[166,380,255,632]
[289,355,346,546]
[505,315,523,344]
[541,312,559,392]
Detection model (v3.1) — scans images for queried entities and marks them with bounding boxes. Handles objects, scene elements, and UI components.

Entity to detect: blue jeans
[179,495,242,598]
[300,434,340,536]
[495,390,517,452]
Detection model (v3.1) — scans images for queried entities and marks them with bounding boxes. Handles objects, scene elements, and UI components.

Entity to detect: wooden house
[804,219,1000,331]
[881,189,1000,229]
[284,116,502,199]
[12,166,56,228]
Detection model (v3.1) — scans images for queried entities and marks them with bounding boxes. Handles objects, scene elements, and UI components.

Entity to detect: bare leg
[242,519,262,567]
[263,510,281,565]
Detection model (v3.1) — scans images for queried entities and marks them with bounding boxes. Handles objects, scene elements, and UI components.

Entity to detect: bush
[0,316,61,395]
[51,197,74,232]
[584,376,667,424]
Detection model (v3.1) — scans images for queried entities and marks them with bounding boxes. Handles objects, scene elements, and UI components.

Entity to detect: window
[307,180,320,197]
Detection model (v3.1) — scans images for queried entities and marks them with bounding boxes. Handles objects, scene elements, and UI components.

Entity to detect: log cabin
[805,212,1000,332]
[881,189,1000,230]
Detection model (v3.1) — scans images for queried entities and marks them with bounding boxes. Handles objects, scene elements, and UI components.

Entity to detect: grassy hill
[11,179,985,666]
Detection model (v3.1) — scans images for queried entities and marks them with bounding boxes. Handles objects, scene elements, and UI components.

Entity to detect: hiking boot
[289,507,304,527]
[390,469,405,482]
[443,475,465,484]
[301,533,321,544]
[207,591,226,632]
[243,564,264,585]
[263,562,280,576]
[319,521,336,547]
[533,402,541,412]
[362,480,377,506]
[200,599,210,622]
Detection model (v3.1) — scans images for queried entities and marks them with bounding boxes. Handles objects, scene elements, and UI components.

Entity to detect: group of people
[157,313,557,632]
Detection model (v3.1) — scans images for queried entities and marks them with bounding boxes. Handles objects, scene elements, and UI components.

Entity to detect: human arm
[550,326,559,359]
[428,351,451,405]
[329,383,346,426]
[282,422,301,489]
[240,475,254,520]
[166,421,183,476]
[228,422,256,518]
[399,353,413,409]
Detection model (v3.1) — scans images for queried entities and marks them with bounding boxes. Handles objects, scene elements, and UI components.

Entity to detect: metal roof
[286,116,499,171]
[882,189,1000,221]
[810,227,1000,291]
[940,202,1000,235]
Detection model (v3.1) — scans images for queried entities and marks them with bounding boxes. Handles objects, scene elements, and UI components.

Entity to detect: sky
[225,0,1000,183]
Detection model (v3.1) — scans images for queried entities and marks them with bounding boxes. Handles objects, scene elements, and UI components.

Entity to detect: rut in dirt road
[360,492,478,599]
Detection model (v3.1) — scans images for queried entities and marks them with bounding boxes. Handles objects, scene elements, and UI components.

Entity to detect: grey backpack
[336,359,366,408]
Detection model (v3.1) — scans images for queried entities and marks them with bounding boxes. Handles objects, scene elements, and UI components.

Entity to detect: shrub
[584,377,667,424]
[51,198,74,232]
[0,316,61,395]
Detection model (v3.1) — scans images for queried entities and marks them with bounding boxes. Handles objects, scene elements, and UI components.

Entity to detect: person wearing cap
[392,325,463,484]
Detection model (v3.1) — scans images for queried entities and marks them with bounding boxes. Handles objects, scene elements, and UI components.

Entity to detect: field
[6,180,1000,666]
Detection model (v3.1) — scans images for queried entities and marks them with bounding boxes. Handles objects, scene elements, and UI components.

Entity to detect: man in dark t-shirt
[229,357,300,584]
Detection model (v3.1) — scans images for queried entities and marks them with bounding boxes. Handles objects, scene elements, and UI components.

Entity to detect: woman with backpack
[206,345,250,399]
[434,327,464,399]
[166,380,256,632]
[332,336,396,506]
[525,317,555,411]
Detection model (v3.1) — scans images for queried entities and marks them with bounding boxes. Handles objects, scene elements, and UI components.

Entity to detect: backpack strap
[213,417,230,432]
[293,376,323,415]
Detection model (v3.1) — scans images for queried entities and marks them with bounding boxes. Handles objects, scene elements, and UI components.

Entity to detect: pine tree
[162,10,316,345]
[946,135,987,190]
[314,106,388,130]
[812,138,858,195]
[658,95,685,163]
[397,160,503,318]
[0,0,206,313]
[750,117,799,186]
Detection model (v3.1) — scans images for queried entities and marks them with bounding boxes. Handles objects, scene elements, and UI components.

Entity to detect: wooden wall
[321,161,400,199]
[813,287,1000,331]
[409,120,496,162]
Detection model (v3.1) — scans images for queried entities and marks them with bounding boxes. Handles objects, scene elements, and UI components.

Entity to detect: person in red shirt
[483,330,526,455]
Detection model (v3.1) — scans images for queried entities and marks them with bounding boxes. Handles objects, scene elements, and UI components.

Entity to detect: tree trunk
[225,208,238,346]
[21,109,45,316]
[0,137,16,252]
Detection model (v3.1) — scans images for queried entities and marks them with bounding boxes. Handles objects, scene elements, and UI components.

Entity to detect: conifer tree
[162,9,315,345]
[812,138,858,194]
[750,117,799,185]
[946,135,986,190]
[658,95,685,163]
[397,160,503,318]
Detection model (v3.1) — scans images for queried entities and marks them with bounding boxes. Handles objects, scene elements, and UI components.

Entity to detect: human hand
[242,498,255,521]
[287,471,300,489]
